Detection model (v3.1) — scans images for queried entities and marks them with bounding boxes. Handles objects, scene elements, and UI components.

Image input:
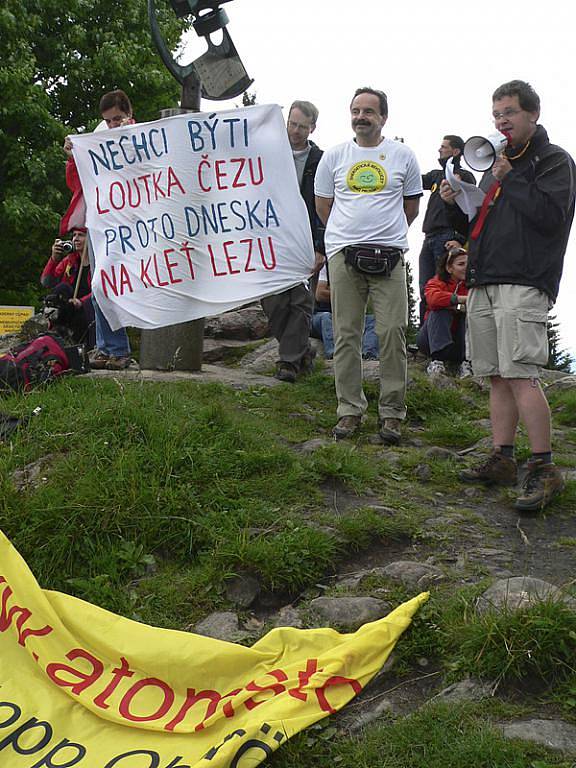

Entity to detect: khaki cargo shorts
[466,284,551,379]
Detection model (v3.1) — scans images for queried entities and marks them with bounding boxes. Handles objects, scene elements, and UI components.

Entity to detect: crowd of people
[46,79,574,512]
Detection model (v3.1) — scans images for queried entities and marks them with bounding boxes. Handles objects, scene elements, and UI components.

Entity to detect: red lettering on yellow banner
[244,670,289,711]
[164,688,241,732]
[315,675,362,714]
[93,656,134,709]
[0,576,53,647]
[45,648,104,694]
[287,658,319,702]
[118,677,175,723]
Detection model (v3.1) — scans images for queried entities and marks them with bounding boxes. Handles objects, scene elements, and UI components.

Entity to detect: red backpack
[0,334,89,393]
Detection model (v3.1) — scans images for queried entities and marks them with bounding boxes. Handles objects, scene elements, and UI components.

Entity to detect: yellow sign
[0,306,35,335]
[346,161,387,193]
[0,530,427,767]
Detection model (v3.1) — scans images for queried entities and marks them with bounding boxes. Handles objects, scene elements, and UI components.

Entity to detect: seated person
[41,227,89,291]
[41,227,95,348]
[417,244,471,378]
[311,264,379,360]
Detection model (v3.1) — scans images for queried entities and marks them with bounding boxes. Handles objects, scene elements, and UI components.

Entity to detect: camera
[58,240,74,254]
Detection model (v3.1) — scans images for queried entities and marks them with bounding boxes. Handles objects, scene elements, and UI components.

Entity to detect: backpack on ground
[0,334,90,393]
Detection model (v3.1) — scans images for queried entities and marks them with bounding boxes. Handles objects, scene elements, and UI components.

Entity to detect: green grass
[449,599,576,684]
[334,506,419,551]
[1,378,333,607]
[265,702,573,768]
[549,389,576,427]
[422,413,486,448]
[0,375,415,620]
[406,375,486,425]
[2,369,576,763]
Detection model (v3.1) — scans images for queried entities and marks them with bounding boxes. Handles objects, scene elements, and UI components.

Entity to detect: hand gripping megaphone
[463,130,509,172]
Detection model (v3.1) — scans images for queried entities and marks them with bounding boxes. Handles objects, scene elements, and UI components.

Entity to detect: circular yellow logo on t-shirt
[346,161,387,193]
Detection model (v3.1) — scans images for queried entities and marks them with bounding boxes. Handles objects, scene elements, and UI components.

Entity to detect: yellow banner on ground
[0,531,428,768]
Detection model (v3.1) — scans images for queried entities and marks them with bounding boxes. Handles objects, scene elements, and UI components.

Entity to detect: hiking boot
[106,355,132,370]
[333,415,361,440]
[275,362,297,383]
[459,449,518,486]
[426,359,446,377]
[379,418,402,446]
[458,360,474,379]
[300,347,317,376]
[88,350,110,370]
[515,460,565,512]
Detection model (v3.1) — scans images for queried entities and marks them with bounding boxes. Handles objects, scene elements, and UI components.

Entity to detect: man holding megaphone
[440,79,576,512]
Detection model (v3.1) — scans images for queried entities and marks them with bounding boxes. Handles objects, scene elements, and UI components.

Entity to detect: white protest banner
[71,104,315,330]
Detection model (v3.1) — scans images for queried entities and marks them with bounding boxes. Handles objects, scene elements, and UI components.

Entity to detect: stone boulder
[193,611,247,642]
[309,596,391,630]
[380,560,444,587]
[204,306,269,340]
[476,576,576,615]
[498,718,576,753]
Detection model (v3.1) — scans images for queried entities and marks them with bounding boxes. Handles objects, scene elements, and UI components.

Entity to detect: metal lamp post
[140,0,252,371]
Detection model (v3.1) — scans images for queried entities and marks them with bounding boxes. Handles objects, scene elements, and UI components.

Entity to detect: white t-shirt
[315,138,422,258]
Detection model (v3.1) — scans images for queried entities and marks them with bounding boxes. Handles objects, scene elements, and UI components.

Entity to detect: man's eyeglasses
[492,108,522,121]
[287,120,312,132]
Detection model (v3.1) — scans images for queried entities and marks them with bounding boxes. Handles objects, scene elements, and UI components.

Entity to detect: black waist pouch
[344,244,403,276]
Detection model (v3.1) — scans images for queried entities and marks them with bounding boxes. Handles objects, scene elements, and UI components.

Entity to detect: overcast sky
[185,0,576,363]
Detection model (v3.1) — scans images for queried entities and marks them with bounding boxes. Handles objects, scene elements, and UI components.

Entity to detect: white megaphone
[463,130,509,172]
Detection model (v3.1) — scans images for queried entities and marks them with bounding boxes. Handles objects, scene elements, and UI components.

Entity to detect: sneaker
[275,362,297,383]
[300,347,317,376]
[105,355,132,370]
[333,415,361,440]
[515,460,565,512]
[426,359,446,376]
[88,350,110,370]
[458,360,474,379]
[379,418,402,446]
[459,449,518,486]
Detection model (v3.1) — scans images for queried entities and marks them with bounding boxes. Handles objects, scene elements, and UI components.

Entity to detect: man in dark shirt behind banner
[440,79,576,512]
[418,135,475,323]
[260,100,325,382]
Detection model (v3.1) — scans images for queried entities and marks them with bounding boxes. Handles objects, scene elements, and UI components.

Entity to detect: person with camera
[417,243,471,378]
[315,87,422,444]
[40,227,95,347]
[440,79,576,511]
[41,228,89,292]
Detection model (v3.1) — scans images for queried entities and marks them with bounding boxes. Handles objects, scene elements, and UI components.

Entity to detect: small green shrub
[550,389,576,427]
[335,507,417,551]
[407,377,485,423]
[308,444,379,491]
[448,599,576,684]
[423,413,486,448]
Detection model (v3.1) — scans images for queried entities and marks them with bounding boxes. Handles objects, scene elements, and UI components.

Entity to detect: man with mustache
[440,80,576,511]
[315,88,423,443]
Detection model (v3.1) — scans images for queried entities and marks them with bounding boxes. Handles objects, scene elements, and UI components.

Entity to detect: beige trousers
[329,250,408,420]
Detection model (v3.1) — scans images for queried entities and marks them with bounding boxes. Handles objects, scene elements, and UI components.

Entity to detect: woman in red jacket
[417,245,471,378]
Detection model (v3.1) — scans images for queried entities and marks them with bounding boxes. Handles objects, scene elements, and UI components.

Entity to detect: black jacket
[422,163,476,235]
[300,141,325,254]
[448,125,576,301]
